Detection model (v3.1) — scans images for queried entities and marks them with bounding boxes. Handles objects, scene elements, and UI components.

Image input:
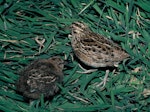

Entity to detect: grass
[0,0,150,111]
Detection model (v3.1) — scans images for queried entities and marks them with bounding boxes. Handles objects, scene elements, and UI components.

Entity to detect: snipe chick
[16,56,64,99]
[70,22,129,88]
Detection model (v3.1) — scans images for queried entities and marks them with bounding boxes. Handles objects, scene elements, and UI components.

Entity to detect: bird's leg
[77,64,109,89]
[96,70,109,89]
[96,69,115,89]
[77,64,98,74]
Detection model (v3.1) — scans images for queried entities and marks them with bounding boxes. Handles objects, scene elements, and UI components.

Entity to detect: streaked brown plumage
[71,22,129,68]
[16,56,64,99]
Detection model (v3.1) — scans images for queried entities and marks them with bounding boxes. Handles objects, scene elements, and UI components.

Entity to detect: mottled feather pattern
[71,22,129,68]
